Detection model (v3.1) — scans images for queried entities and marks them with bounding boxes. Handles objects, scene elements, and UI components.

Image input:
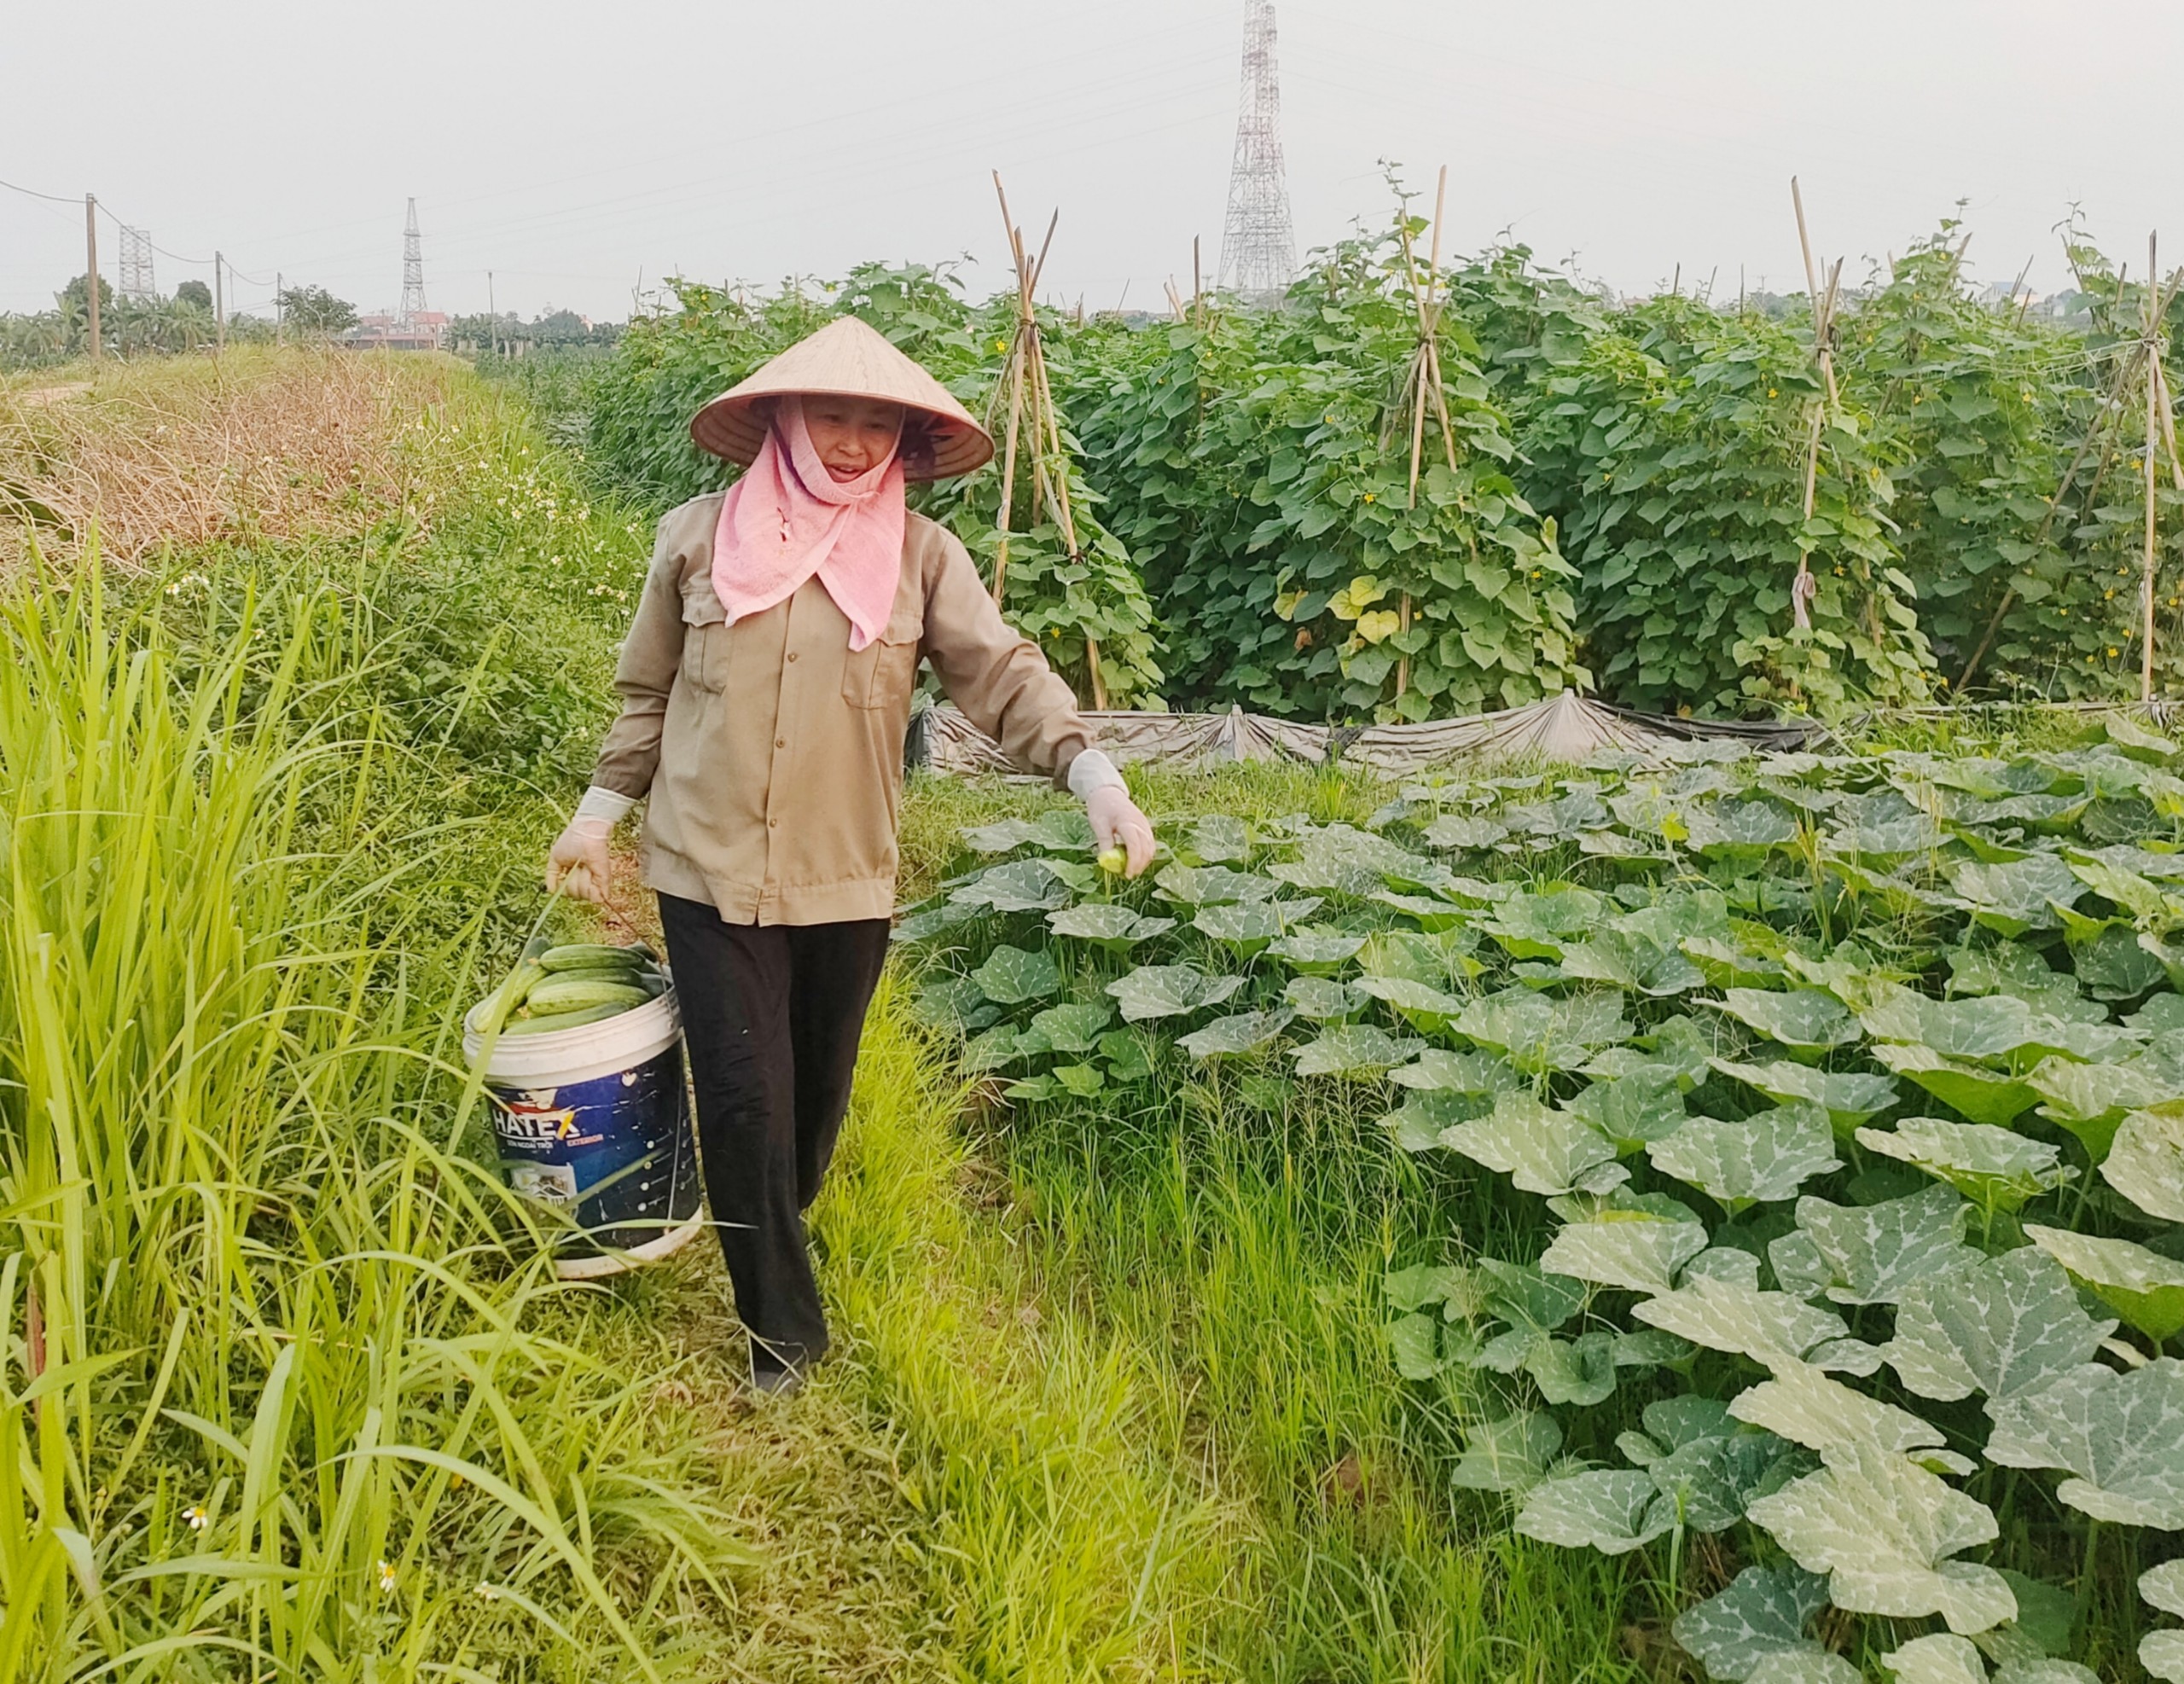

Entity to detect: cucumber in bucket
[463,930,702,1280]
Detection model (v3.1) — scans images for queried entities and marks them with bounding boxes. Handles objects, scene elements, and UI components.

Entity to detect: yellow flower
[1362,492,1376,503]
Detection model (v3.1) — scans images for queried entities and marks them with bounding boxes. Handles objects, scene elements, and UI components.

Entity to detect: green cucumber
[541,943,652,973]
[524,976,653,1013]
[502,1002,629,1035]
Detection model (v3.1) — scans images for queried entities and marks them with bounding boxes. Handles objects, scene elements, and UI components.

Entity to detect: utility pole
[84,195,101,361]
[275,271,283,346]
[214,252,225,352]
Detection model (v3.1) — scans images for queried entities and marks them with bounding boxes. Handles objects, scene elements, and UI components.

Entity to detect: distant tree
[276,285,357,336]
[58,273,115,316]
[175,279,213,311]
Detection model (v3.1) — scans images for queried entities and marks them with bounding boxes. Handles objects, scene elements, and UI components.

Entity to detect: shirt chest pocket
[678,578,731,695]
[841,613,924,710]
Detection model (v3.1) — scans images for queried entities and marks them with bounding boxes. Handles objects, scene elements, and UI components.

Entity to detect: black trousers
[656,892,891,1370]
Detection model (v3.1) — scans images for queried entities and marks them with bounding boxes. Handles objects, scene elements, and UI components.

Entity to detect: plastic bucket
[462,985,704,1280]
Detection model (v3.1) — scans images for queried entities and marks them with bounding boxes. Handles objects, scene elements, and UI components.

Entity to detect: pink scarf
[709,395,906,651]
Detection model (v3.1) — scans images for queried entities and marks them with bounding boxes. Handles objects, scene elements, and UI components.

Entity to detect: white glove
[545,787,634,904]
[1069,751,1154,878]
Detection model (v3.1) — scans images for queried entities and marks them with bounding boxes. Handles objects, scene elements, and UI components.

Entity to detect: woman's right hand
[546,816,613,904]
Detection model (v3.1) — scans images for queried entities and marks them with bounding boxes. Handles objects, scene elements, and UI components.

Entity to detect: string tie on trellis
[1791,568,1819,630]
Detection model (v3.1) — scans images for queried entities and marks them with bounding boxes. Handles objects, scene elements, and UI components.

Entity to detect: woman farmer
[546,316,1156,1396]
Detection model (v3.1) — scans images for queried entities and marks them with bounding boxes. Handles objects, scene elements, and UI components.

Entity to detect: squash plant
[897,715,2184,1679]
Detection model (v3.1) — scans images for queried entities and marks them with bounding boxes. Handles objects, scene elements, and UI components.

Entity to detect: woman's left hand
[1086,784,1156,878]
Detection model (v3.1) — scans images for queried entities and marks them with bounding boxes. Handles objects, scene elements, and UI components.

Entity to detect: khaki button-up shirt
[592,492,1094,926]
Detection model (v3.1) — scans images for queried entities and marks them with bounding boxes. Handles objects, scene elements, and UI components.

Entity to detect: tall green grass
[0,559,751,1681]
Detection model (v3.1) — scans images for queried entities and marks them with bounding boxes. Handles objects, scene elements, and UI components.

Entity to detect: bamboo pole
[2144,235,2162,701]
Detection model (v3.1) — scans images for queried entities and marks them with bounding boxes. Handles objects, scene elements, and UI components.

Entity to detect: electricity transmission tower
[399,198,428,324]
[116,225,156,303]
[1217,0,1298,300]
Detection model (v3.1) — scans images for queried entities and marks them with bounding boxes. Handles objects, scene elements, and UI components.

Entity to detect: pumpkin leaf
[2103,1105,2184,1222]
[1179,1007,1296,1060]
[1707,989,1862,1058]
[1883,1246,2117,1407]
[1513,1469,1672,1555]
[1046,902,1177,949]
[1541,1212,1711,1296]
[1774,1186,1980,1307]
[1855,1118,2071,1211]
[1106,963,1246,1022]
[1449,1409,1562,1494]
[1027,1001,1114,1054]
[1671,1564,1834,1684]
[1441,1091,1627,1196]
[2024,1226,2184,1342]
[1632,1275,1852,1367]
[1710,1058,1901,1131]
[1291,1024,1426,1078]
[1745,1439,2016,1635]
[1647,1101,1841,1212]
[1984,1358,2184,1528]
[1868,1044,2043,1126]
[970,944,1065,1005]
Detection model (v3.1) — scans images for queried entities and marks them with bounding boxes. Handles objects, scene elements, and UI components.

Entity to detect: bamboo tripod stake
[1394,165,1461,700]
[990,173,1106,708]
[1788,178,1844,641]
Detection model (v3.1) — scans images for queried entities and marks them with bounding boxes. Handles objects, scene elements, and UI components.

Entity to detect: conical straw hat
[688,315,995,481]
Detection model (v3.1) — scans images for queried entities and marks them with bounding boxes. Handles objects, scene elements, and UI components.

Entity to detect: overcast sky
[5,0,2179,322]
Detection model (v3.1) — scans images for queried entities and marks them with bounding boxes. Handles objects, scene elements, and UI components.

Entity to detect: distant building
[346,310,448,351]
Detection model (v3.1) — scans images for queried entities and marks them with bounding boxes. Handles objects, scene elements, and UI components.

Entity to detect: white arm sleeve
[1066,748,1127,801]
[572,785,638,829]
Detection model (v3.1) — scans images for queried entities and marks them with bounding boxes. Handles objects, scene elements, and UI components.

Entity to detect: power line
[0,175,80,206]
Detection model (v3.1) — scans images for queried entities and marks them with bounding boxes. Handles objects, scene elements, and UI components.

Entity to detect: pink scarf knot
[709,395,906,651]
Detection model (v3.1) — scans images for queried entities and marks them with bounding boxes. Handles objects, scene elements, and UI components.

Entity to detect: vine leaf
[2144,1559,2184,1618]
[1442,1092,1627,1197]
[1284,975,1363,1022]
[1194,897,1316,953]
[1710,1057,1900,1130]
[1565,1070,1688,1149]
[1868,1044,2042,1127]
[1647,1101,1840,1212]
[1772,1185,1980,1307]
[1883,1246,2117,1408]
[1744,1439,2016,1635]
[1513,1469,1670,1554]
[969,944,1064,1005]
[1179,1007,1296,1060]
[1855,1118,2070,1211]
[1389,1048,1525,1095]
[2024,1225,2184,1342]
[1105,963,1246,1022]
[1705,988,1862,1058]
[952,858,1073,913]
[1046,902,1176,949]
[1670,1563,1834,1684]
[1265,930,1367,973]
[1027,1002,1113,1054]
[1541,1212,1710,1296]
[1730,1358,1963,1468]
[2102,1105,2184,1223]
[1984,1358,2184,1528]
[1883,1635,1989,1684]
[1354,974,1470,1032]
[1449,1409,1562,1493]
[1632,1275,1850,1368]
[1291,1024,1426,1078]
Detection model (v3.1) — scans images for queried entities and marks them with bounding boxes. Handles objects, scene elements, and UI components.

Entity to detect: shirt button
[768,817,778,827]
[775,737,787,748]
[786,651,799,663]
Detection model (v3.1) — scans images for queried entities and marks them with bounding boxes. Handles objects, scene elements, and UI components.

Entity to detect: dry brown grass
[0,348,464,569]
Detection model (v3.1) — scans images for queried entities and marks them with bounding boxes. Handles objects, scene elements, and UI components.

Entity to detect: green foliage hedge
[569,203,2184,719]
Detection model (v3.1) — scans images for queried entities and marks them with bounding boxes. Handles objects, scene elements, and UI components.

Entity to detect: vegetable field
[898,717,2184,1681]
[569,206,2184,719]
[8,345,2182,1682]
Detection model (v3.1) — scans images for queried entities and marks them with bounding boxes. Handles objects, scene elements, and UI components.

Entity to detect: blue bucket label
[487,1041,698,1251]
